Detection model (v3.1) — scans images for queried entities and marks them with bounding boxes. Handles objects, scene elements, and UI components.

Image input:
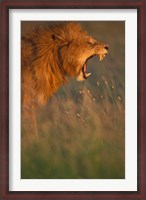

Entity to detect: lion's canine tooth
[99,54,103,61]
[86,72,91,77]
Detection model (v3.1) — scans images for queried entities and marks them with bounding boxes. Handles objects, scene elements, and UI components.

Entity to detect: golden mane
[22,23,87,105]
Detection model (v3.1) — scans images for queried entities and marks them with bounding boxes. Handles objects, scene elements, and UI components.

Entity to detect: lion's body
[21,22,108,138]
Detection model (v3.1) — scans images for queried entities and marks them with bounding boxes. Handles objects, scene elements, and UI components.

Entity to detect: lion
[21,22,109,139]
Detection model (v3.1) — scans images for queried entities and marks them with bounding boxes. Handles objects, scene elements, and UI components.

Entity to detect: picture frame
[0,0,145,199]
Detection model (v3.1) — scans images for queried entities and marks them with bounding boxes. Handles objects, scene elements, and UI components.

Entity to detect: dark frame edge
[1,1,8,200]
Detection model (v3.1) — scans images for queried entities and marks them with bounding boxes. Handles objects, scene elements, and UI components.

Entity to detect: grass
[21,21,125,179]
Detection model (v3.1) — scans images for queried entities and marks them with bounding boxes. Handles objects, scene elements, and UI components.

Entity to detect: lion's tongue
[83,63,86,73]
[83,64,91,79]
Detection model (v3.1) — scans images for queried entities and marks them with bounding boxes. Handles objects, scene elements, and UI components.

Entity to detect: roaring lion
[21,22,109,138]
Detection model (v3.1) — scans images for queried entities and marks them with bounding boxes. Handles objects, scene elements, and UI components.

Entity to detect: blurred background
[21,21,125,179]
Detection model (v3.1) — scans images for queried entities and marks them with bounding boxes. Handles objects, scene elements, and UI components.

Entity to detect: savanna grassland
[21,21,125,179]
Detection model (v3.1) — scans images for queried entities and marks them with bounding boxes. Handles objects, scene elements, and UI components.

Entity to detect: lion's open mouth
[77,53,107,81]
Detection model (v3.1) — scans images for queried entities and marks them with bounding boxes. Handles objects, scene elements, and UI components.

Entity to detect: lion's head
[51,23,109,81]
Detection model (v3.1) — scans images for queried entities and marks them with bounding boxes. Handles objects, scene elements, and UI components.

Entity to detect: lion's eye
[87,40,95,45]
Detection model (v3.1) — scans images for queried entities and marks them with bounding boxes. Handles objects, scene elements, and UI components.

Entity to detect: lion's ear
[52,34,63,42]
[52,34,69,46]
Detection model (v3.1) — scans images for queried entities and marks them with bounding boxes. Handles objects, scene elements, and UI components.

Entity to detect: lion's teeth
[86,72,91,77]
[99,54,106,61]
[99,54,103,61]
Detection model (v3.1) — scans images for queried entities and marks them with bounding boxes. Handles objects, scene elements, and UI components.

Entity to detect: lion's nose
[104,45,109,51]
